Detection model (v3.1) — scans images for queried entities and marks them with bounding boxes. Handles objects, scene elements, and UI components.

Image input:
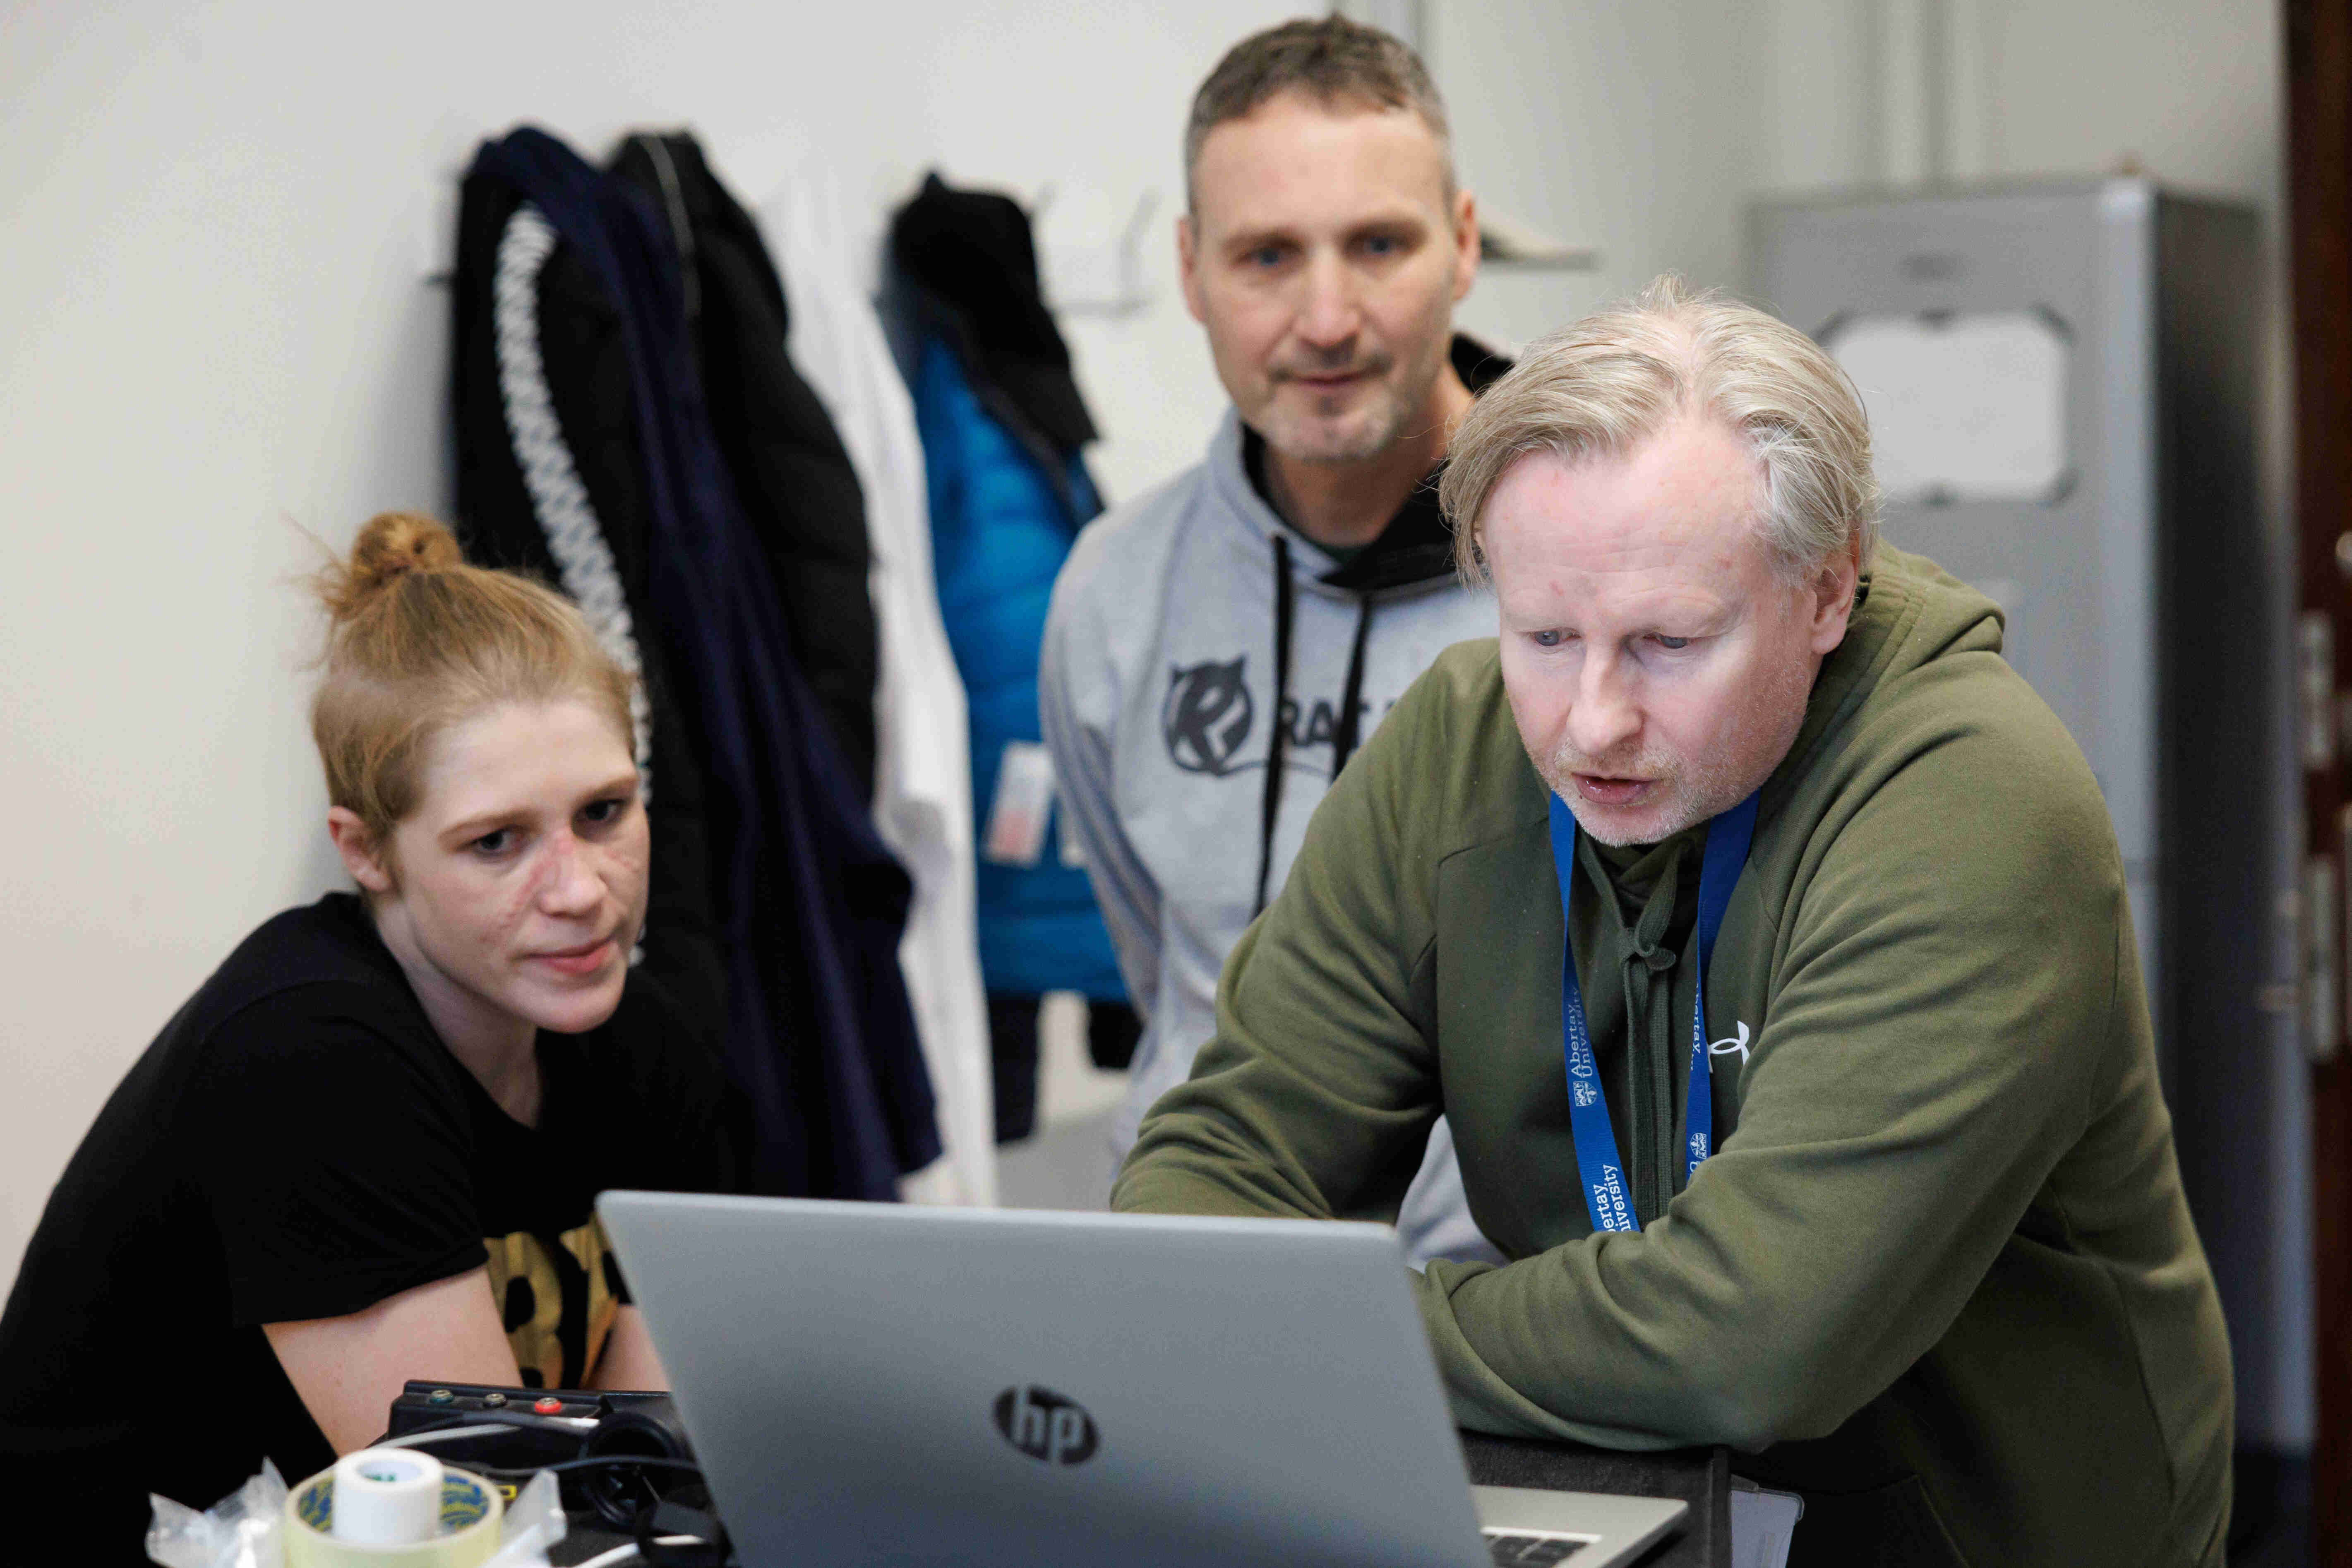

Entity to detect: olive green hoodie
[1113,548,2232,1566]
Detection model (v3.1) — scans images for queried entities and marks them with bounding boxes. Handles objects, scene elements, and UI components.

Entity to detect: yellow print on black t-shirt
[481,1217,621,1389]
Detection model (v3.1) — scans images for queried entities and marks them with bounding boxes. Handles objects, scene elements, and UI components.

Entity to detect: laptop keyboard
[1482,1531,1592,1564]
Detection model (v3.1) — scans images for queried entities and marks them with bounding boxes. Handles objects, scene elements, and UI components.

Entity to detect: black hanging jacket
[451,133,728,1057]
[887,172,1102,517]
[451,126,936,1199]
[609,131,879,802]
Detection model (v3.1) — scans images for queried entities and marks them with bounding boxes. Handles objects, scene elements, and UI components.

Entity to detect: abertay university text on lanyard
[1547,789,1758,1234]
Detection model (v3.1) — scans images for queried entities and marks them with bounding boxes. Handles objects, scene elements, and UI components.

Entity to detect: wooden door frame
[2290,0,2352,1555]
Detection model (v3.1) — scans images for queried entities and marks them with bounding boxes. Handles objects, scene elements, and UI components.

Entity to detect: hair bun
[318,511,465,621]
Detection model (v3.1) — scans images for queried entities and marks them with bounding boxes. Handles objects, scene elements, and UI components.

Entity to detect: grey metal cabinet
[1752,179,2293,1456]
[1752,179,2265,1090]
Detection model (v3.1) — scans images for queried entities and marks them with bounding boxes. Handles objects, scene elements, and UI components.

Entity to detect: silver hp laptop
[599,1193,1685,1568]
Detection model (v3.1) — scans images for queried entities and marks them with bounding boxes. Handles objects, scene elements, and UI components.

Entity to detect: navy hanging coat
[453,126,936,1198]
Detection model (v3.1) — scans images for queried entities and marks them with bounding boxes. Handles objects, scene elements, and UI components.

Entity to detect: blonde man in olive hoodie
[1114,278,2232,1566]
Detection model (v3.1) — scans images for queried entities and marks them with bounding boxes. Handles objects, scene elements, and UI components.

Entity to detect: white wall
[1433,0,1769,348]
[0,0,1300,1292]
[1759,0,2279,198]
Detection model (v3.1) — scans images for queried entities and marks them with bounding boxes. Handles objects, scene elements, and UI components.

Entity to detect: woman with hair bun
[0,513,741,1557]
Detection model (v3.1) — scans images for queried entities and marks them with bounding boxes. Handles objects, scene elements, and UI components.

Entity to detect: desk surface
[547,1432,1729,1567]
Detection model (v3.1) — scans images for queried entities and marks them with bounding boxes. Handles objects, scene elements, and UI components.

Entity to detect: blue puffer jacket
[914,335,1124,1001]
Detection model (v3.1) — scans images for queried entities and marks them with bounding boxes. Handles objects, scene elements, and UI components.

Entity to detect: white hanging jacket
[754,162,996,1206]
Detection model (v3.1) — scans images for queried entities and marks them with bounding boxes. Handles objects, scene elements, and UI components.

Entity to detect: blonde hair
[1440,276,1880,585]
[310,512,637,846]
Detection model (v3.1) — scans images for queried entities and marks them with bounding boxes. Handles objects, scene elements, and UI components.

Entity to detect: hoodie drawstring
[1255,535,1295,916]
[1330,596,1376,778]
[1255,536,1378,916]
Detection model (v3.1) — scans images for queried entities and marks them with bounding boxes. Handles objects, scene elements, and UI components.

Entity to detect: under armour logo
[1708,1021,1753,1066]
[1162,657,1254,776]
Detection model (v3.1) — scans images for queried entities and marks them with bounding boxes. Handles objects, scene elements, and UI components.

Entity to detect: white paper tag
[1730,1486,1804,1568]
[982,741,1055,868]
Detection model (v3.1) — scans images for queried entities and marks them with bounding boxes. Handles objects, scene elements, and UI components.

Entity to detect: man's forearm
[1111,1120,1332,1222]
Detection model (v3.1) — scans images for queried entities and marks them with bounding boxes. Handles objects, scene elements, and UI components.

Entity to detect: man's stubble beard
[1258,357,1414,465]
[1256,296,1456,468]
[1526,646,1817,849]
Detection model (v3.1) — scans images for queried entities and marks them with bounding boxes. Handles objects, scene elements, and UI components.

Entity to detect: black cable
[394,1412,703,1534]
[458,1454,706,1482]
[439,1453,705,1539]
[639,1496,731,1568]
[386,1410,594,1444]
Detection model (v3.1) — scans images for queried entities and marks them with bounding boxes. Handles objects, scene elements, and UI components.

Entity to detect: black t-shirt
[0,893,742,1559]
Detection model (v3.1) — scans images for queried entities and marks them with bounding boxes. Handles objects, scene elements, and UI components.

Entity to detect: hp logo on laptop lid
[994,1386,1099,1465]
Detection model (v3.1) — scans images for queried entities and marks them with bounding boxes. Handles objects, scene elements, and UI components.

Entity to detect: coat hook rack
[1042,188,1160,319]
[1476,210,1601,271]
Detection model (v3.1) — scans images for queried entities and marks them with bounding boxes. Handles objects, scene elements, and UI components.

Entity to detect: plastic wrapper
[479,1472,564,1568]
[146,1459,288,1568]
[146,1459,565,1568]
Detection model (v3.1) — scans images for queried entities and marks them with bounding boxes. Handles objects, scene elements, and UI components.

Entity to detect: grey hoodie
[1041,345,1506,1262]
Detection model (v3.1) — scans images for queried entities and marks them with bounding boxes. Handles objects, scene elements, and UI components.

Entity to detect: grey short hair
[1185,15,1453,209]
[1440,276,1881,585]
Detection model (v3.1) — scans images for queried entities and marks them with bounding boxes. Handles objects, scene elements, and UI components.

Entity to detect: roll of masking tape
[284,1449,504,1568]
[334,1449,443,1544]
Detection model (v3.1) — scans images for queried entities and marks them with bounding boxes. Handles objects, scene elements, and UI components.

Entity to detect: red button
[533,1397,564,1415]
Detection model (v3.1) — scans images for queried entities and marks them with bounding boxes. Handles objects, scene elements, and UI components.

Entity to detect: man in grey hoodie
[1041,15,1504,1261]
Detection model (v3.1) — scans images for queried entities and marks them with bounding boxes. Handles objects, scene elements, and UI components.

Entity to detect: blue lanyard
[1548,790,1759,1234]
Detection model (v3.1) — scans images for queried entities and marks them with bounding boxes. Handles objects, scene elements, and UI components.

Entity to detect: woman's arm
[587,1304,670,1391]
[263,1265,522,1454]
